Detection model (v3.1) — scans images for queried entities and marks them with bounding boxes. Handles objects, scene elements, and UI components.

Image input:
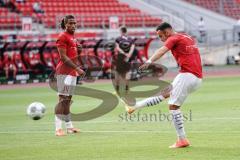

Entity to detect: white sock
[65,121,73,129]
[55,114,63,131]
[65,114,73,129]
[134,95,165,109]
[171,109,186,139]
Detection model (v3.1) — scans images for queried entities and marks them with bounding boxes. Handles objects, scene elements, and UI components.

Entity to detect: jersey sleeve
[115,37,120,44]
[129,37,135,46]
[56,34,67,49]
[164,36,178,50]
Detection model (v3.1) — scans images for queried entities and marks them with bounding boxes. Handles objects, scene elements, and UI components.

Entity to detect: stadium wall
[201,44,240,65]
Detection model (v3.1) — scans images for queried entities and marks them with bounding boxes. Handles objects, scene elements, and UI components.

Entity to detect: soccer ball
[27,102,46,120]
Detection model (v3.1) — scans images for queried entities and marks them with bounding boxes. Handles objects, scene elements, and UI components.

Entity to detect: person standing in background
[197,17,207,43]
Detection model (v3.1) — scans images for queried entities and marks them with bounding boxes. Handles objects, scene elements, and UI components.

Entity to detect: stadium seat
[79,50,92,69]
[13,52,27,73]
[2,53,17,79]
[136,49,147,64]
[10,0,162,28]
[51,52,60,68]
[0,8,21,29]
[0,58,3,76]
[86,49,102,68]
[23,51,44,74]
[104,50,114,63]
[184,0,240,19]
[43,52,55,70]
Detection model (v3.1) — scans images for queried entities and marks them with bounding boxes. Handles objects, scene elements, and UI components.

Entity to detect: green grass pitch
[0,76,240,160]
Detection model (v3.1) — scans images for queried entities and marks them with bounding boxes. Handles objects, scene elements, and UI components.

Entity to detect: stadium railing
[0,38,150,84]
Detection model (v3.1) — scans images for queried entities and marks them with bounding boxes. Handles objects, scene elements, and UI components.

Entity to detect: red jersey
[164,33,202,78]
[56,32,78,76]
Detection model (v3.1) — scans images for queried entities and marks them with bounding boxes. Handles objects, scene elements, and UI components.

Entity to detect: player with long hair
[54,15,85,136]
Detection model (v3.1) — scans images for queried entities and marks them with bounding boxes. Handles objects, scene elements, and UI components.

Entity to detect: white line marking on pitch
[0,130,240,134]
[35,117,240,124]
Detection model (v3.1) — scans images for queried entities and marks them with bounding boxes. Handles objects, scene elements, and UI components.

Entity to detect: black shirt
[116,35,134,53]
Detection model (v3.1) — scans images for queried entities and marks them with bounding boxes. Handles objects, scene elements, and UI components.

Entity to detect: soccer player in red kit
[125,22,202,148]
[55,15,85,136]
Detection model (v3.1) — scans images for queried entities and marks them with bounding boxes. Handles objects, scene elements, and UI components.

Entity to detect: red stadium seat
[87,49,102,68]
[137,49,147,64]
[23,52,42,72]
[2,53,17,77]
[104,50,114,63]
[97,51,105,60]
[13,52,27,73]
[10,0,162,28]
[0,59,3,71]
[52,52,60,67]
[43,52,55,69]
[184,0,240,19]
[79,50,92,69]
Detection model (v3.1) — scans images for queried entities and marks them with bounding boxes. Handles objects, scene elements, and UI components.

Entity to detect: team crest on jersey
[72,38,77,43]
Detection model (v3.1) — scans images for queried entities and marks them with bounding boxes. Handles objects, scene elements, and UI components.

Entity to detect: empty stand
[0,8,21,29]
[184,0,240,19]
[12,0,161,28]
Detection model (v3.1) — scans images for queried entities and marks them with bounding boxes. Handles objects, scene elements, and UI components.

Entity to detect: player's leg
[118,72,130,96]
[124,72,130,93]
[62,75,79,134]
[115,54,124,95]
[125,73,182,114]
[62,95,80,134]
[61,95,72,129]
[55,95,68,136]
[55,75,77,135]
[114,71,128,96]
[55,75,66,136]
[169,104,190,148]
[55,94,80,135]
[114,71,120,95]
[125,94,168,114]
[168,73,202,148]
[125,87,170,114]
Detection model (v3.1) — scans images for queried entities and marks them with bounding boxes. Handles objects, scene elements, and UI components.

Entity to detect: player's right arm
[115,43,125,54]
[57,47,85,75]
[139,46,169,70]
[126,44,135,61]
[148,46,169,62]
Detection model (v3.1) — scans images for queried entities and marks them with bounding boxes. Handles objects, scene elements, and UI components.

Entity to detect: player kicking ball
[125,22,202,148]
[55,15,85,136]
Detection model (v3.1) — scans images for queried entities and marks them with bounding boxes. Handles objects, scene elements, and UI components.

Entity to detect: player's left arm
[139,46,169,70]
[115,43,125,54]
[126,44,135,60]
[77,43,82,65]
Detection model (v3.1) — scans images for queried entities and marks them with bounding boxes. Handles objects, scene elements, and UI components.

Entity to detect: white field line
[190,117,240,120]
[33,117,240,124]
[0,130,240,134]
